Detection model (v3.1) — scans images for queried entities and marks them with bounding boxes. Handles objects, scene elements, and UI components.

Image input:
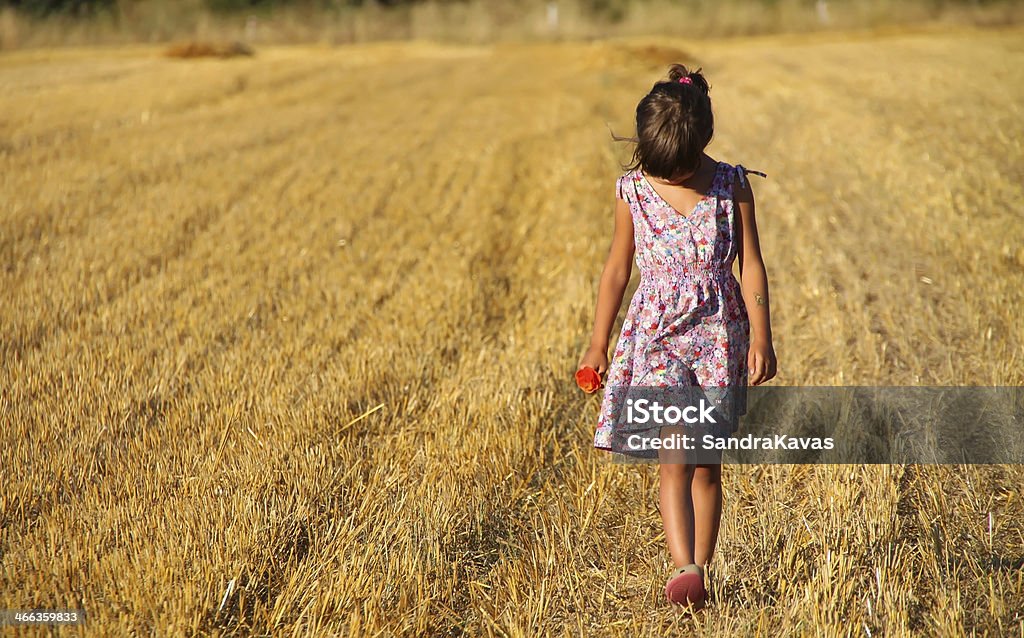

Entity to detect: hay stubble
[2,28,1023,636]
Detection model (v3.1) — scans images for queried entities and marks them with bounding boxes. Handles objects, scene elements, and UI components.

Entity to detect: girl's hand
[578,345,609,377]
[747,339,777,385]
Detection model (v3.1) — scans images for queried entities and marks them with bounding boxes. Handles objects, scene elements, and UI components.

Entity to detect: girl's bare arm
[579,196,635,374]
[734,174,778,384]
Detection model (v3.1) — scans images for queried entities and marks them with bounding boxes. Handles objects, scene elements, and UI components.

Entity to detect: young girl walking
[578,64,777,609]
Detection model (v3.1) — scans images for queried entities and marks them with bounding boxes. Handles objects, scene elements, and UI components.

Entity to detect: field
[2,24,1024,636]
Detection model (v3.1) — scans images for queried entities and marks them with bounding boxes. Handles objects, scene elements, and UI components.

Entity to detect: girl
[578,63,777,609]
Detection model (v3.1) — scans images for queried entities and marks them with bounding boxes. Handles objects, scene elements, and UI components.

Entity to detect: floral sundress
[593,160,765,454]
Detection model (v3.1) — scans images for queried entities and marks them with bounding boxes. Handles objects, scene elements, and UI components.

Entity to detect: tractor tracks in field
[327,104,592,459]
[6,46,581,619]
[0,56,431,268]
[0,56,474,363]
[0,58,347,162]
[279,51,543,424]
[0,54,494,541]
[0,154,309,540]
[2,137,300,361]
[1,135,330,539]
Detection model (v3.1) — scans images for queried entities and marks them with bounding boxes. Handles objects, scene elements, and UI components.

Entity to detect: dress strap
[734,164,768,189]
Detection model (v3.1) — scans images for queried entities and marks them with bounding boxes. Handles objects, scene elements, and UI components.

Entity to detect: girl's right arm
[578,195,635,375]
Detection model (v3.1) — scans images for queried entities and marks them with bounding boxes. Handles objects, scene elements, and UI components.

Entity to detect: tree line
[0,0,997,19]
[0,0,423,17]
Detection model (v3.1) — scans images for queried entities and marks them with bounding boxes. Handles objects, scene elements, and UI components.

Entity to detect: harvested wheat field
[2,25,1024,637]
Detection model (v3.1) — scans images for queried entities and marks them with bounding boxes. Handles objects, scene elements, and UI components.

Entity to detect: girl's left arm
[734,174,777,385]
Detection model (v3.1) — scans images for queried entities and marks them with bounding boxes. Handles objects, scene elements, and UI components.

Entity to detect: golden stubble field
[2,24,1023,637]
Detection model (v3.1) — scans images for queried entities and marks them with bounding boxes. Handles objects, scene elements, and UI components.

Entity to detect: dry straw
[1,25,1022,636]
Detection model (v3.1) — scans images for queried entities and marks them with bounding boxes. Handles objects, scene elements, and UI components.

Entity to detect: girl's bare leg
[659,461,696,567]
[691,464,723,567]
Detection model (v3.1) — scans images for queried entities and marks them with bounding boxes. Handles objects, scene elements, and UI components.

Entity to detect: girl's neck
[647,154,716,190]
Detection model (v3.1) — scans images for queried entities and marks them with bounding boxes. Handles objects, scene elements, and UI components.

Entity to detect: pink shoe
[665,564,706,609]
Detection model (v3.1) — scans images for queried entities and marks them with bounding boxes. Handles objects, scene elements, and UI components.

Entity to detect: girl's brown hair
[613,64,714,183]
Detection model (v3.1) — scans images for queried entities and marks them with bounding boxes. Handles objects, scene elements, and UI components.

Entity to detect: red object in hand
[575,366,602,394]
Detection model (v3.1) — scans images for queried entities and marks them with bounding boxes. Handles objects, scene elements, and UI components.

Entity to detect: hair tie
[678,76,692,85]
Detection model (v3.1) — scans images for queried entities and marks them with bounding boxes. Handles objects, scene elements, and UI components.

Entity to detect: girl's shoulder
[716,160,743,192]
[719,159,767,193]
[615,170,639,202]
